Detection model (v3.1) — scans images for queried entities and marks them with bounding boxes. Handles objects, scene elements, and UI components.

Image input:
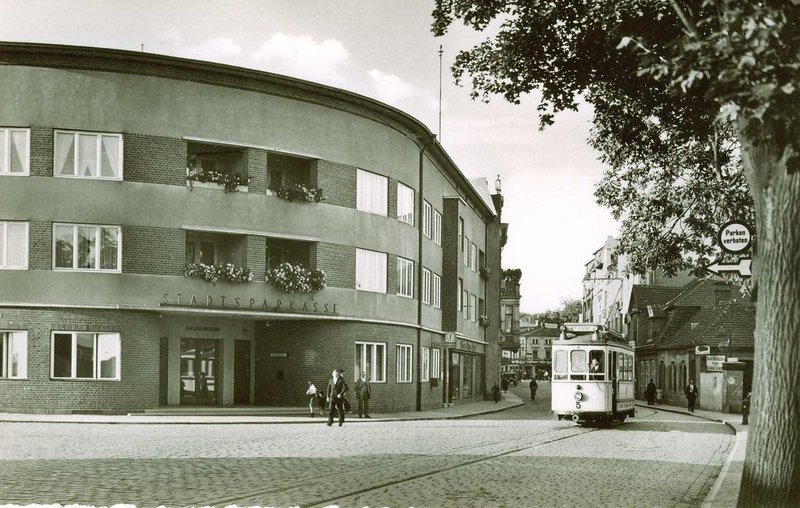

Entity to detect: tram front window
[589,350,605,380]
[553,350,568,380]
[570,350,587,380]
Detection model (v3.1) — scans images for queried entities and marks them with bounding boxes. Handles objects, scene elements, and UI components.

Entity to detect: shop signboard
[706,355,726,372]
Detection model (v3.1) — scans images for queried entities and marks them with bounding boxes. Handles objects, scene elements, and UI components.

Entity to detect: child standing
[656,387,663,405]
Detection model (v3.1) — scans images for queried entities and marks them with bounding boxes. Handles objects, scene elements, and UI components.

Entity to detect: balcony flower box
[185,262,254,284]
[271,184,324,203]
[266,262,326,293]
[186,168,249,193]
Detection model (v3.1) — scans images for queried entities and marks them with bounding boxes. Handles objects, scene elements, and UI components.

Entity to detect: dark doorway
[180,338,218,405]
[234,340,251,404]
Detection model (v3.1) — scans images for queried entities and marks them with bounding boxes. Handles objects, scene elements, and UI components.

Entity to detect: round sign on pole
[717,220,752,254]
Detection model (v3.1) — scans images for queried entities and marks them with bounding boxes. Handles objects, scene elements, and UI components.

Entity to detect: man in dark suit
[355,371,372,418]
[327,369,349,427]
[685,380,699,412]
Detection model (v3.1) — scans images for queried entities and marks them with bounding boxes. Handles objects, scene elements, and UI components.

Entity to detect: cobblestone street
[0,383,735,507]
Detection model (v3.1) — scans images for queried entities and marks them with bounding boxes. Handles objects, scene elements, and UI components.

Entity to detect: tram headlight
[574,391,583,401]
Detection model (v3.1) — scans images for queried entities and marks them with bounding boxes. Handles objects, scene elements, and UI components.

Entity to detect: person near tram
[645,379,657,405]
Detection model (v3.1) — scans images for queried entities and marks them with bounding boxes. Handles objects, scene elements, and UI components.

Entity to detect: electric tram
[551,323,635,426]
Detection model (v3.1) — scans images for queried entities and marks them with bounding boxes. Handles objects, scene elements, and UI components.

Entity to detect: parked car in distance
[501,373,518,387]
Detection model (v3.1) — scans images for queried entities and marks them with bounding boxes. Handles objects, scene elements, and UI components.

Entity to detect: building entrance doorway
[180,338,218,405]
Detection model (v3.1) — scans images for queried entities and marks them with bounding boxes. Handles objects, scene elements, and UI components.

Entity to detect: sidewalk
[0,391,526,425]
[635,399,748,508]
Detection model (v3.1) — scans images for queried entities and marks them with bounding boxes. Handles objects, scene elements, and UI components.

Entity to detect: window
[397,182,415,225]
[553,349,567,380]
[356,248,387,293]
[470,294,477,321]
[0,221,28,269]
[422,267,431,305]
[431,348,441,379]
[396,344,413,382]
[396,257,414,298]
[51,332,120,380]
[433,209,442,245]
[357,169,388,216]
[458,218,464,251]
[462,288,470,318]
[355,341,386,382]
[570,350,588,372]
[0,128,29,175]
[54,131,122,180]
[470,243,478,271]
[432,273,441,308]
[53,224,120,272]
[463,236,470,266]
[457,278,463,311]
[422,200,432,238]
[1,331,27,378]
[421,346,430,381]
[589,350,605,380]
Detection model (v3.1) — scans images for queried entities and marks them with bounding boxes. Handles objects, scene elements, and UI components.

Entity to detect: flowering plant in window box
[272,184,324,203]
[479,267,492,280]
[266,262,326,293]
[185,263,254,284]
[478,315,492,328]
[186,168,250,193]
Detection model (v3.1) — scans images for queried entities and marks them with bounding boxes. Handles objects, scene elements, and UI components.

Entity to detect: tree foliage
[433,0,798,274]
[529,297,581,323]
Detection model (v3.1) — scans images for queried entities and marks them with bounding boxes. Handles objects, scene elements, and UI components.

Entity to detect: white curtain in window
[356,248,386,293]
[100,135,120,178]
[397,183,414,224]
[100,227,119,270]
[9,130,28,174]
[357,169,387,216]
[8,331,27,378]
[55,132,75,176]
[5,222,27,268]
[79,134,97,177]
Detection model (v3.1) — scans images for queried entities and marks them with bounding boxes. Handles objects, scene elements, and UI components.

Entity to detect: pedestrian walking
[491,382,501,403]
[316,391,327,416]
[645,378,657,405]
[327,369,349,427]
[500,377,509,393]
[529,377,538,401]
[685,380,699,412]
[656,387,663,405]
[355,371,372,418]
[305,381,318,417]
[544,370,550,382]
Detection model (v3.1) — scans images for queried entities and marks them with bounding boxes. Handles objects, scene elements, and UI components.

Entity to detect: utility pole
[438,45,443,142]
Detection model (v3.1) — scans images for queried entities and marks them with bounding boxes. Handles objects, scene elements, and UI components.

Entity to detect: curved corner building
[0,42,504,414]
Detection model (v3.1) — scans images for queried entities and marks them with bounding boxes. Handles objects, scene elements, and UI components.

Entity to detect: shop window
[0,128,29,175]
[51,332,120,380]
[421,346,430,381]
[396,344,413,382]
[0,221,28,269]
[1,331,27,378]
[55,130,122,180]
[54,224,120,272]
[355,341,386,382]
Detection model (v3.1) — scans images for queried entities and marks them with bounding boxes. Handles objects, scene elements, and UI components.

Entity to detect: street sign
[695,345,710,355]
[718,220,752,254]
[705,258,752,277]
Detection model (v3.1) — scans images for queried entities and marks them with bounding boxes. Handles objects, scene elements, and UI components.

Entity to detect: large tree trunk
[737,119,800,507]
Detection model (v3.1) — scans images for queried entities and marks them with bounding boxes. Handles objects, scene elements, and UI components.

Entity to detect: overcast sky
[1,0,620,313]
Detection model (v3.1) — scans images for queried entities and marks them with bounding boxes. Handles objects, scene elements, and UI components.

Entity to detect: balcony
[186,141,249,193]
[267,153,323,202]
[185,231,253,284]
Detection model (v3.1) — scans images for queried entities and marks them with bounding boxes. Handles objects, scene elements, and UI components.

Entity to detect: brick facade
[29,127,53,178]
[0,308,161,414]
[315,160,356,208]
[315,243,355,289]
[245,148,268,194]
[123,134,186,186]
[122,225,185,276]
[28,221,52,270]
[244,234,267,281]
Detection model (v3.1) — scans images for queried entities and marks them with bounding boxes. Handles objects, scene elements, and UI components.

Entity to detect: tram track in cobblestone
[202,422,597,508]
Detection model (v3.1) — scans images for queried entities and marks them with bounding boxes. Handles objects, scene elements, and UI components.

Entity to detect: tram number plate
[575,402,581,409]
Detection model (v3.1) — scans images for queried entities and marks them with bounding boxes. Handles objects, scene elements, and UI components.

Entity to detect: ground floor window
[449,352,484,400]
[396,344,413,382]
[51,332,120,380]
[431,348,441,380]
[1,331,27,378]
[355,341,386,382]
